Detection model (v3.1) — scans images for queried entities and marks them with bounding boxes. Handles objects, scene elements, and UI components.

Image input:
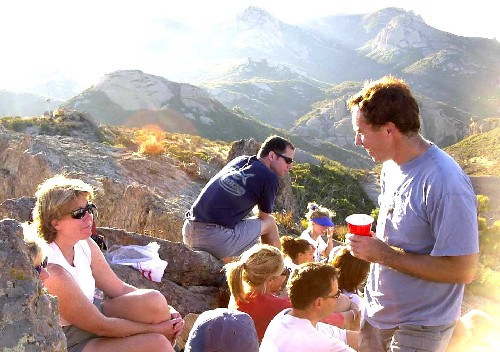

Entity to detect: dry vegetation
[445,127,500,176]
[105,124,230,163]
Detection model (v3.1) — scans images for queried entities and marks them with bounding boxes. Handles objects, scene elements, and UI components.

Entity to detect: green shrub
[477,194,490,214]
[478,216,488,231]
[290,161,375,224]
[468,261,500,302]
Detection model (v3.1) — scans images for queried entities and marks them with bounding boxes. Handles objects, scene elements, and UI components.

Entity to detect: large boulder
[0,219,66,351]
[97,227,226,316]
[0,196,35,222]
[0,125,201,242]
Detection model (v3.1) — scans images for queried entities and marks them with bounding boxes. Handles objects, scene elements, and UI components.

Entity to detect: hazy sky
[1,0,498,94]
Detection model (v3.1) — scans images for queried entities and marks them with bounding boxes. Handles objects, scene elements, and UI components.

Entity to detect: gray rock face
[0,196,35,222]
[292,93,471,148]
[0,124,201,242]
[94,70,218,115]
[0,219,66,351]
[98,227,226,316]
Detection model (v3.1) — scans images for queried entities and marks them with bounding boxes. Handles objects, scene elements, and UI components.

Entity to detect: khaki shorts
[359,319,456,352]
[63,299,103,352]
[182,218,261,259]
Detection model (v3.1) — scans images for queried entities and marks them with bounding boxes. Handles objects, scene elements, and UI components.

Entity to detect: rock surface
[98,227,226,316]
[0,120,296,335]
[0,219,66,351]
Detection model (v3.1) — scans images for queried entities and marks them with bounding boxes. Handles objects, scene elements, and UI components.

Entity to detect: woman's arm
[87,238,136,298]
[44,263,181,338]
[86,238,183,341]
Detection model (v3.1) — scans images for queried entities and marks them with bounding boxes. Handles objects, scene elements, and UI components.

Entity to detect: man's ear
[269,150,276,161]
[313,297,323,309]
[386,122,396,134]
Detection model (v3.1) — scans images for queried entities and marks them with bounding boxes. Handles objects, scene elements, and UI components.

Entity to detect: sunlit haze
[1,0,498,95]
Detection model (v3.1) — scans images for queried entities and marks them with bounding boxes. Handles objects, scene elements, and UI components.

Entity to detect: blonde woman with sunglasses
[33,174,183,352]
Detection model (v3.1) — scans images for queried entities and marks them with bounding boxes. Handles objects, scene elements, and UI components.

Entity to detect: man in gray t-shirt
[345,76,479,352]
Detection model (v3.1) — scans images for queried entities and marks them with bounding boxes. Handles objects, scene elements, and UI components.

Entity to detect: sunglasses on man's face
[273,151,294,164]
[324,288,342,300]
[35,256,48,274]
[70,202,98,219]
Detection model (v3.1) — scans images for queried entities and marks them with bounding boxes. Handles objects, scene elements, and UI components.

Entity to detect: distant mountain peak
[232,57,304,79]
[236,6,282,30]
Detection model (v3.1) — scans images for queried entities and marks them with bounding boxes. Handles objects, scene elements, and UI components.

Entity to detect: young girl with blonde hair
[300,202,338,262]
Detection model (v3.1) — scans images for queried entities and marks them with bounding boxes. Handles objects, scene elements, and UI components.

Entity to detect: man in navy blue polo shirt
[182,135,295,261]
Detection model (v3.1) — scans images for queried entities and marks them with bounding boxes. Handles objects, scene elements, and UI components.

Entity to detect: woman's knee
[148,334,173,352]
[140,290,171,321]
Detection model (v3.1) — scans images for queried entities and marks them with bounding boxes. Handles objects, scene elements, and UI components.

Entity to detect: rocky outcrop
[479,118,500,133]
[0,124,201,242]
[0,123,299,241]
[292,94,471,148]
[0,196,35,222]
[0,219,66,351]
[98,227,226,316]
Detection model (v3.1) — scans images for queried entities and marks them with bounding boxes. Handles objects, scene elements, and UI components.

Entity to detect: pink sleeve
[320,312,344,327]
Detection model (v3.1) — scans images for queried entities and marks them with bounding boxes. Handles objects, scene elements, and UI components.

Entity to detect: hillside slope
[445,127,500,176]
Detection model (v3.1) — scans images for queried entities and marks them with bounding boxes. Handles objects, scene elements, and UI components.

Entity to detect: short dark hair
[288,262,339,310]
[347,75,420,135]
[281,236,313,263]
[257,135,294,158]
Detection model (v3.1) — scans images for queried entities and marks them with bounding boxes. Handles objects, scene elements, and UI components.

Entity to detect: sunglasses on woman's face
[35,256,48,274]
[70,202,98,219]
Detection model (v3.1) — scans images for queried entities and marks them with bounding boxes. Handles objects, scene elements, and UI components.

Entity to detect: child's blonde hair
[304,202,335,221]
[225,244,284,303]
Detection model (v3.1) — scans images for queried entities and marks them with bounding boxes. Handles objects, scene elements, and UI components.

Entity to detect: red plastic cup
[345,214,374,236]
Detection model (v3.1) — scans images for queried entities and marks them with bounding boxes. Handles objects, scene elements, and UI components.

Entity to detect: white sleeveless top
[48,240,96,326]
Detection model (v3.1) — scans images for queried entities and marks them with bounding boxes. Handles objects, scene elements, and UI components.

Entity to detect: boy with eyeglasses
[260,262,358,352]
[183,135,295,262]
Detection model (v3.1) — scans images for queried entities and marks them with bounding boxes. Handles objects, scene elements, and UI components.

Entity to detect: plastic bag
[104,242,168,282]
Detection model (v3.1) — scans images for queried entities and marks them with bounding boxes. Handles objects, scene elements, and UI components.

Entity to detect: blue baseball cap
[311,216,334,227]
[184,308,259,352]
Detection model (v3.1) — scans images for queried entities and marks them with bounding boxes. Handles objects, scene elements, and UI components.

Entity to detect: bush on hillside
[290,160,375,226]
[469,194,500,302]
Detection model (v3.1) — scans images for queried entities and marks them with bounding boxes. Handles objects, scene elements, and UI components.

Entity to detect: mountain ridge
[1,7,498,157]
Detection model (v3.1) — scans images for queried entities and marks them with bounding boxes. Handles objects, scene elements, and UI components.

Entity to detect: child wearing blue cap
[300,202,337,262]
